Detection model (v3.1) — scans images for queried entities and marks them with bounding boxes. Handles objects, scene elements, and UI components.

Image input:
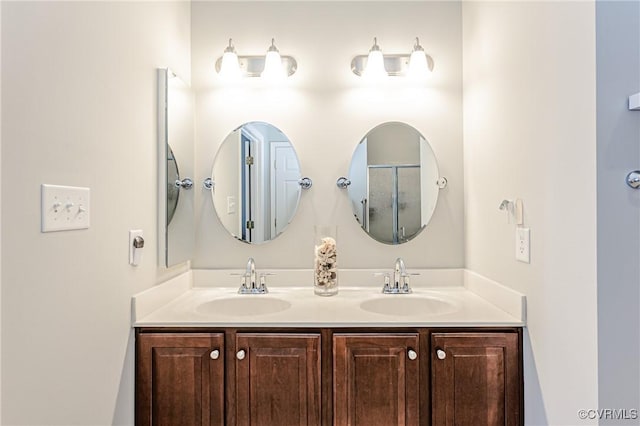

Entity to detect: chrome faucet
[238,257,268,294]
[381,258,413,294]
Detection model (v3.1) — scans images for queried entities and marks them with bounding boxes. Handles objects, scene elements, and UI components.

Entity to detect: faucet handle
[401,275,413,293]
[258,275,269,293]
[374,272,391,292]
[257,273,274,293]
[237,276,248,293]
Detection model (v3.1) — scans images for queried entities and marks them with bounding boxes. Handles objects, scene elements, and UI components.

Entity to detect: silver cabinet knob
[236,350,246,360]
[210,349,220,360]
[436,349,446,360]
[407,349,418,360]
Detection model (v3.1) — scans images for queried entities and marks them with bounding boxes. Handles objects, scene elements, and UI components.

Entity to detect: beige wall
[192,1,465,269]
[462,2,598,424]
[1,2,190,424]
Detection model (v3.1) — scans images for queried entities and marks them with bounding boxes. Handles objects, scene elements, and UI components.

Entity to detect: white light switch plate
[41,184,90,232]
[516,227,530,263]
[227,196,236,214]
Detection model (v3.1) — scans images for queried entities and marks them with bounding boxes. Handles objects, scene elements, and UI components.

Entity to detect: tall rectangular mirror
[158,68,195,267]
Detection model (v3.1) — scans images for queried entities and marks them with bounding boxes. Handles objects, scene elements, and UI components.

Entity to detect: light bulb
[362,37,387,80]
[407,37,430,79]
[218,39,241,81]
[261,38,286,82]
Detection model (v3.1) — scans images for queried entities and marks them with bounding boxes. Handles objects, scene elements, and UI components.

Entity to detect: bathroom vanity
[136,327,521,426]
[151,75,524,424]
[133,271,525,426]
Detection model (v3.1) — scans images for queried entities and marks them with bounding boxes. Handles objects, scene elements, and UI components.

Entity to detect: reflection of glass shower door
[367,165,421,244]
[397,167,422,243]
[368,167,394,244]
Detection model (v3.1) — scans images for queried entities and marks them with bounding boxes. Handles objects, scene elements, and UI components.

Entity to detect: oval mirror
[347,122,440,244]
[211,122,302,244]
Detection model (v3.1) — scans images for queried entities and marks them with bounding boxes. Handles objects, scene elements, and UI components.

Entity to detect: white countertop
[132,269,526,328]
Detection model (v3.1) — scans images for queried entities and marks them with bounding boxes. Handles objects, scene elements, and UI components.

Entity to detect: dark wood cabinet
[233,333,321,425]
[333,333,420,426]
[431,332,522,426]
[136,328,522,426]
[136,332,225,426]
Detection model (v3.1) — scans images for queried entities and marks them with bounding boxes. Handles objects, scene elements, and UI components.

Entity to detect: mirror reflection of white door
[271,142,301,237]
[212,127,243,239]
[241,133,256,242]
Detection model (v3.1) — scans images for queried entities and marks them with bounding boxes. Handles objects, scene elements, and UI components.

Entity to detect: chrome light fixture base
[215,55,297,78]
[351,53,434,77]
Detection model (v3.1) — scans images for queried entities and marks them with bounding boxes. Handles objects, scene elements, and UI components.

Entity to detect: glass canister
[313,225,338,296]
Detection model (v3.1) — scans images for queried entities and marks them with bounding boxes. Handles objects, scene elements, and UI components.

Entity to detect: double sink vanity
[133,266,525,425]
[146,68,526,425]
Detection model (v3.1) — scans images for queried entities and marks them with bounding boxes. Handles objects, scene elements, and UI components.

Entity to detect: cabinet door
[136,333,225,426]
[333,333,420,426]
[235,333,321,425]
[431,332,521,426]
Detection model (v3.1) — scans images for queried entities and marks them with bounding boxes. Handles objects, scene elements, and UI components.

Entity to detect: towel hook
[499,199,513,211]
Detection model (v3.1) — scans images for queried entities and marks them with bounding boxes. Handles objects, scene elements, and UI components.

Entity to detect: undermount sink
[196,297,292,316]
[359,295,457,316]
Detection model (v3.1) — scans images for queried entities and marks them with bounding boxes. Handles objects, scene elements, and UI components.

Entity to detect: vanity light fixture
[218,39,242,81]
[361,37,387,80]
[407,37,431,79]
[214,38,297,80]
[351,37,434,78]
[261,38,287,82]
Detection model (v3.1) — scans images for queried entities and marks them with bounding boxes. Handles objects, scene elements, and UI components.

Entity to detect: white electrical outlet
[41,184,90,232]
[516,227,530,263]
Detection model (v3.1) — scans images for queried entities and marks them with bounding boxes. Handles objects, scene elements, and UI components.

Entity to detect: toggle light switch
[41,184,90,232]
